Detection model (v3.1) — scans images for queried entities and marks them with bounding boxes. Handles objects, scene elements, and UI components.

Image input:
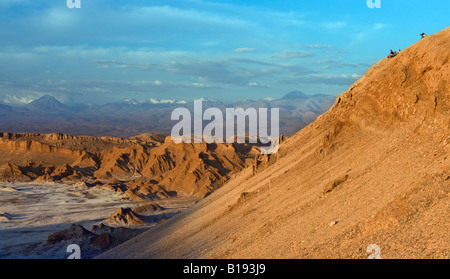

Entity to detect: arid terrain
[1,0,448,263]
[0,131,262,258]
[0,181,198,258]
[96,27,450,259]
[1,27,449,260]
[0,132,261,199]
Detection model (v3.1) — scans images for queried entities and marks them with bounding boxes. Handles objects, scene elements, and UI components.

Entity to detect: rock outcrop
[106,207,147,226]
[0,132,257,199]
[133,203,164,214]
[29,223,143,259]
[47,224,98,245]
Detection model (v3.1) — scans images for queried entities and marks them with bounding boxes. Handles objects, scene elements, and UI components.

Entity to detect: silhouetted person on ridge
[420,33,427,39]
[387,48,402,58]
[387,49,396,58]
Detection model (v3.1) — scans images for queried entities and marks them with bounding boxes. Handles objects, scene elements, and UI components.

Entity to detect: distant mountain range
[0,91,336,137]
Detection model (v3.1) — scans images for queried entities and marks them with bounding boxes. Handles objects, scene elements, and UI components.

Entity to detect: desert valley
[0,131,262,258]
[0,27,448,259]
[0,0,449,262]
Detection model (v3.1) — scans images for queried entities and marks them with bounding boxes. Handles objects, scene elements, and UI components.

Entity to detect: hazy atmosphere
[1,0,448,105]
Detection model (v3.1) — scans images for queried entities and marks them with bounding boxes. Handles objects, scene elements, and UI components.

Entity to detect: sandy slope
[97,27,449,259]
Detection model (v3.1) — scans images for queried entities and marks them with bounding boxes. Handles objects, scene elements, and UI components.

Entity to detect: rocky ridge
[0,132,261,199]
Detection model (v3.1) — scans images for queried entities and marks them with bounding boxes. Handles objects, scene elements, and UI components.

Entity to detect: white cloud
[233,48,256,53]
[148,98,186,104]
[273,51,315,59]
[247,82,270,88]
[374,23,387,30]
[322,21,347,30]
[263,97,275,101]
[2,94,38,105]
[281,73,361,86]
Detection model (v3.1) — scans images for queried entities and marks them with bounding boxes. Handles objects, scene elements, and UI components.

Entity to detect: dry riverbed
[0,182,198,259]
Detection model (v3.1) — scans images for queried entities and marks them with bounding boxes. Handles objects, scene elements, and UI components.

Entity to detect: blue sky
[0,0,448,105]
